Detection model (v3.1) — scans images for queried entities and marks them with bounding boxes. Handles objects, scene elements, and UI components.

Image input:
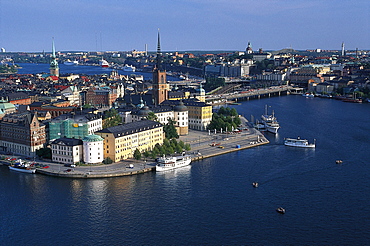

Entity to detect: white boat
[156,154,192,172]
[64,59,79,65]
[302,93,315,98]
[284,137,316,148]
[8,159,36,174]
[261,105,280,134]
[99,59,109,68]
[123,64,136,72]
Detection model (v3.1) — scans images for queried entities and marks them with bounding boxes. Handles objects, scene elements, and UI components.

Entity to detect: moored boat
[261,105,280,134]
[156,154,192,172]
[64,59,79,65]
[284,137,316,148]
[99,59,109,68]
[122,64,136,72]
[8,159,36,174]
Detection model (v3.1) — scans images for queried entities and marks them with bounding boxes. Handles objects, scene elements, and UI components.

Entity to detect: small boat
[8,159,36,174]
[156,153,192,172]
[252,182,258,188]
[276,207,285,214]
[336,160,343,164]
[122,64,136,72]
[302,93,315,98]
[284,137,316,148]
[64,59,79,65]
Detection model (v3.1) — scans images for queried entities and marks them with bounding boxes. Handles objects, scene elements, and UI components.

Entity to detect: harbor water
[1,65,370,245]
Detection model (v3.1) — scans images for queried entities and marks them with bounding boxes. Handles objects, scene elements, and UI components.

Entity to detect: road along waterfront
[1,117,267,178]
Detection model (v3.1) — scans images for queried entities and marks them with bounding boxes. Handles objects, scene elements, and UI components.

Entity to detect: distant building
[49,39,59,77]
[152,31,169,105]
[0,112,46,157]
[1,48,5,53]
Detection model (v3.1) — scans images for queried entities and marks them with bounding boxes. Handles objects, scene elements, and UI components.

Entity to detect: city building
[95,120,164,162]
[48,111,102,142]
[152,31,169,105]
[51,138,83,164]
[83,134,104,164]
[183,99,213,131]
[49,39,59,77]
[0,112,46,157]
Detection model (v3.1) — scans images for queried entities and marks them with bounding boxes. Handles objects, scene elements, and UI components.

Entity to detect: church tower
[246,41,253,54]
[152,30,169,105]
[49,38,59,77]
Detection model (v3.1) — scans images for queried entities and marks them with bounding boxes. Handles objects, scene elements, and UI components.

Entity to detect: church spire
[49,37,59,77]
[156,29,162,70]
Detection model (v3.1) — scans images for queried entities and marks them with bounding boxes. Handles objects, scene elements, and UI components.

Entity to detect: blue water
[15,63,178,81]
[1,96,370,245]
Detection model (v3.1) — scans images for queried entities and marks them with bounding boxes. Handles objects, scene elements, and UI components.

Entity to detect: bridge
[205,86,303,104]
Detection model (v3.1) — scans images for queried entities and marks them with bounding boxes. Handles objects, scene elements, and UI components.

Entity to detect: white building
[51,138,83,164]
[83,134,104,164]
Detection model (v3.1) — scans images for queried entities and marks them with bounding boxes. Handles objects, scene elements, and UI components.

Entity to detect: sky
[0,0,369,52]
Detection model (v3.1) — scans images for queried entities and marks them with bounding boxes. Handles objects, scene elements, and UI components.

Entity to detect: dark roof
[51,137,83,146]
[96,120,162,138]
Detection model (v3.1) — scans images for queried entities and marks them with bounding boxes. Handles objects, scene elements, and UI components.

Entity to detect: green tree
[147,112,158,121]
[36,147,52,159]
[133,148,141,160]
[103,157,113,164]
[103,108,122,128]
[163,119,179,139]
[184,143,191,151]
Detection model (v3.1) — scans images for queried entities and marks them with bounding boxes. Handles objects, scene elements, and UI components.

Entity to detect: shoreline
[1,117,269,179]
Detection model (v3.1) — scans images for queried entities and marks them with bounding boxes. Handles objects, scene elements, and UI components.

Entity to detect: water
[15,63,178,81]
[1,96,370,245]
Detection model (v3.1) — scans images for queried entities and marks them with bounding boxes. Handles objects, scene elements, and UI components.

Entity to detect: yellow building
[183,99,213,131]
[95,120,164,162]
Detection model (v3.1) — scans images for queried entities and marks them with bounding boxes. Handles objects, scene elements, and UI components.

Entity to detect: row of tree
[133,138,191,160]
[207,106,241,132]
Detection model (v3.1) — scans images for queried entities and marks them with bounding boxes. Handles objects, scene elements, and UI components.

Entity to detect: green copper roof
[83,134,104,142]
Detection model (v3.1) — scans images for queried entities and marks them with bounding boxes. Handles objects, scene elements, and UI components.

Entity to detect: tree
[147,112,158,122]
[184,143,191,151]
[103,108,122,128]
[133,148,142,160]
[163,119,179,139]
[204,77,225,91]
[36,147,52,159]
[103,157,113,164]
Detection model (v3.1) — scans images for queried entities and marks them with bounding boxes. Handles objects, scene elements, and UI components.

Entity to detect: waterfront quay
[1,117,268,178]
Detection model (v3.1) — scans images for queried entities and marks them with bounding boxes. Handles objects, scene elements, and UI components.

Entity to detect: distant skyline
[0,0,369,52]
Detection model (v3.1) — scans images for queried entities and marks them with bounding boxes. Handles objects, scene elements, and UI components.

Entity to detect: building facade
[183,99,213,131]
[51,138,83,164]
[0,112,46,157]
[48,112,102,142]
[95,120,164,163]
[83,134,104,164]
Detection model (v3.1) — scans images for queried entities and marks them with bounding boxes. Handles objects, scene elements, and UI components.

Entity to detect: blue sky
[0,0,369,52]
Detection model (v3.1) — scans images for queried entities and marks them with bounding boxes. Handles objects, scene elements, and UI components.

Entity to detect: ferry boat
[64,59,79,65]
[156,154,192,172]
[99,59,109,68]
[122,64,136,72]
[8,159,36,174]
[284,137,316,148]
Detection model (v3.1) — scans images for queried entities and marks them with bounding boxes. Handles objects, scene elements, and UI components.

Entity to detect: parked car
[64,164,76,168]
